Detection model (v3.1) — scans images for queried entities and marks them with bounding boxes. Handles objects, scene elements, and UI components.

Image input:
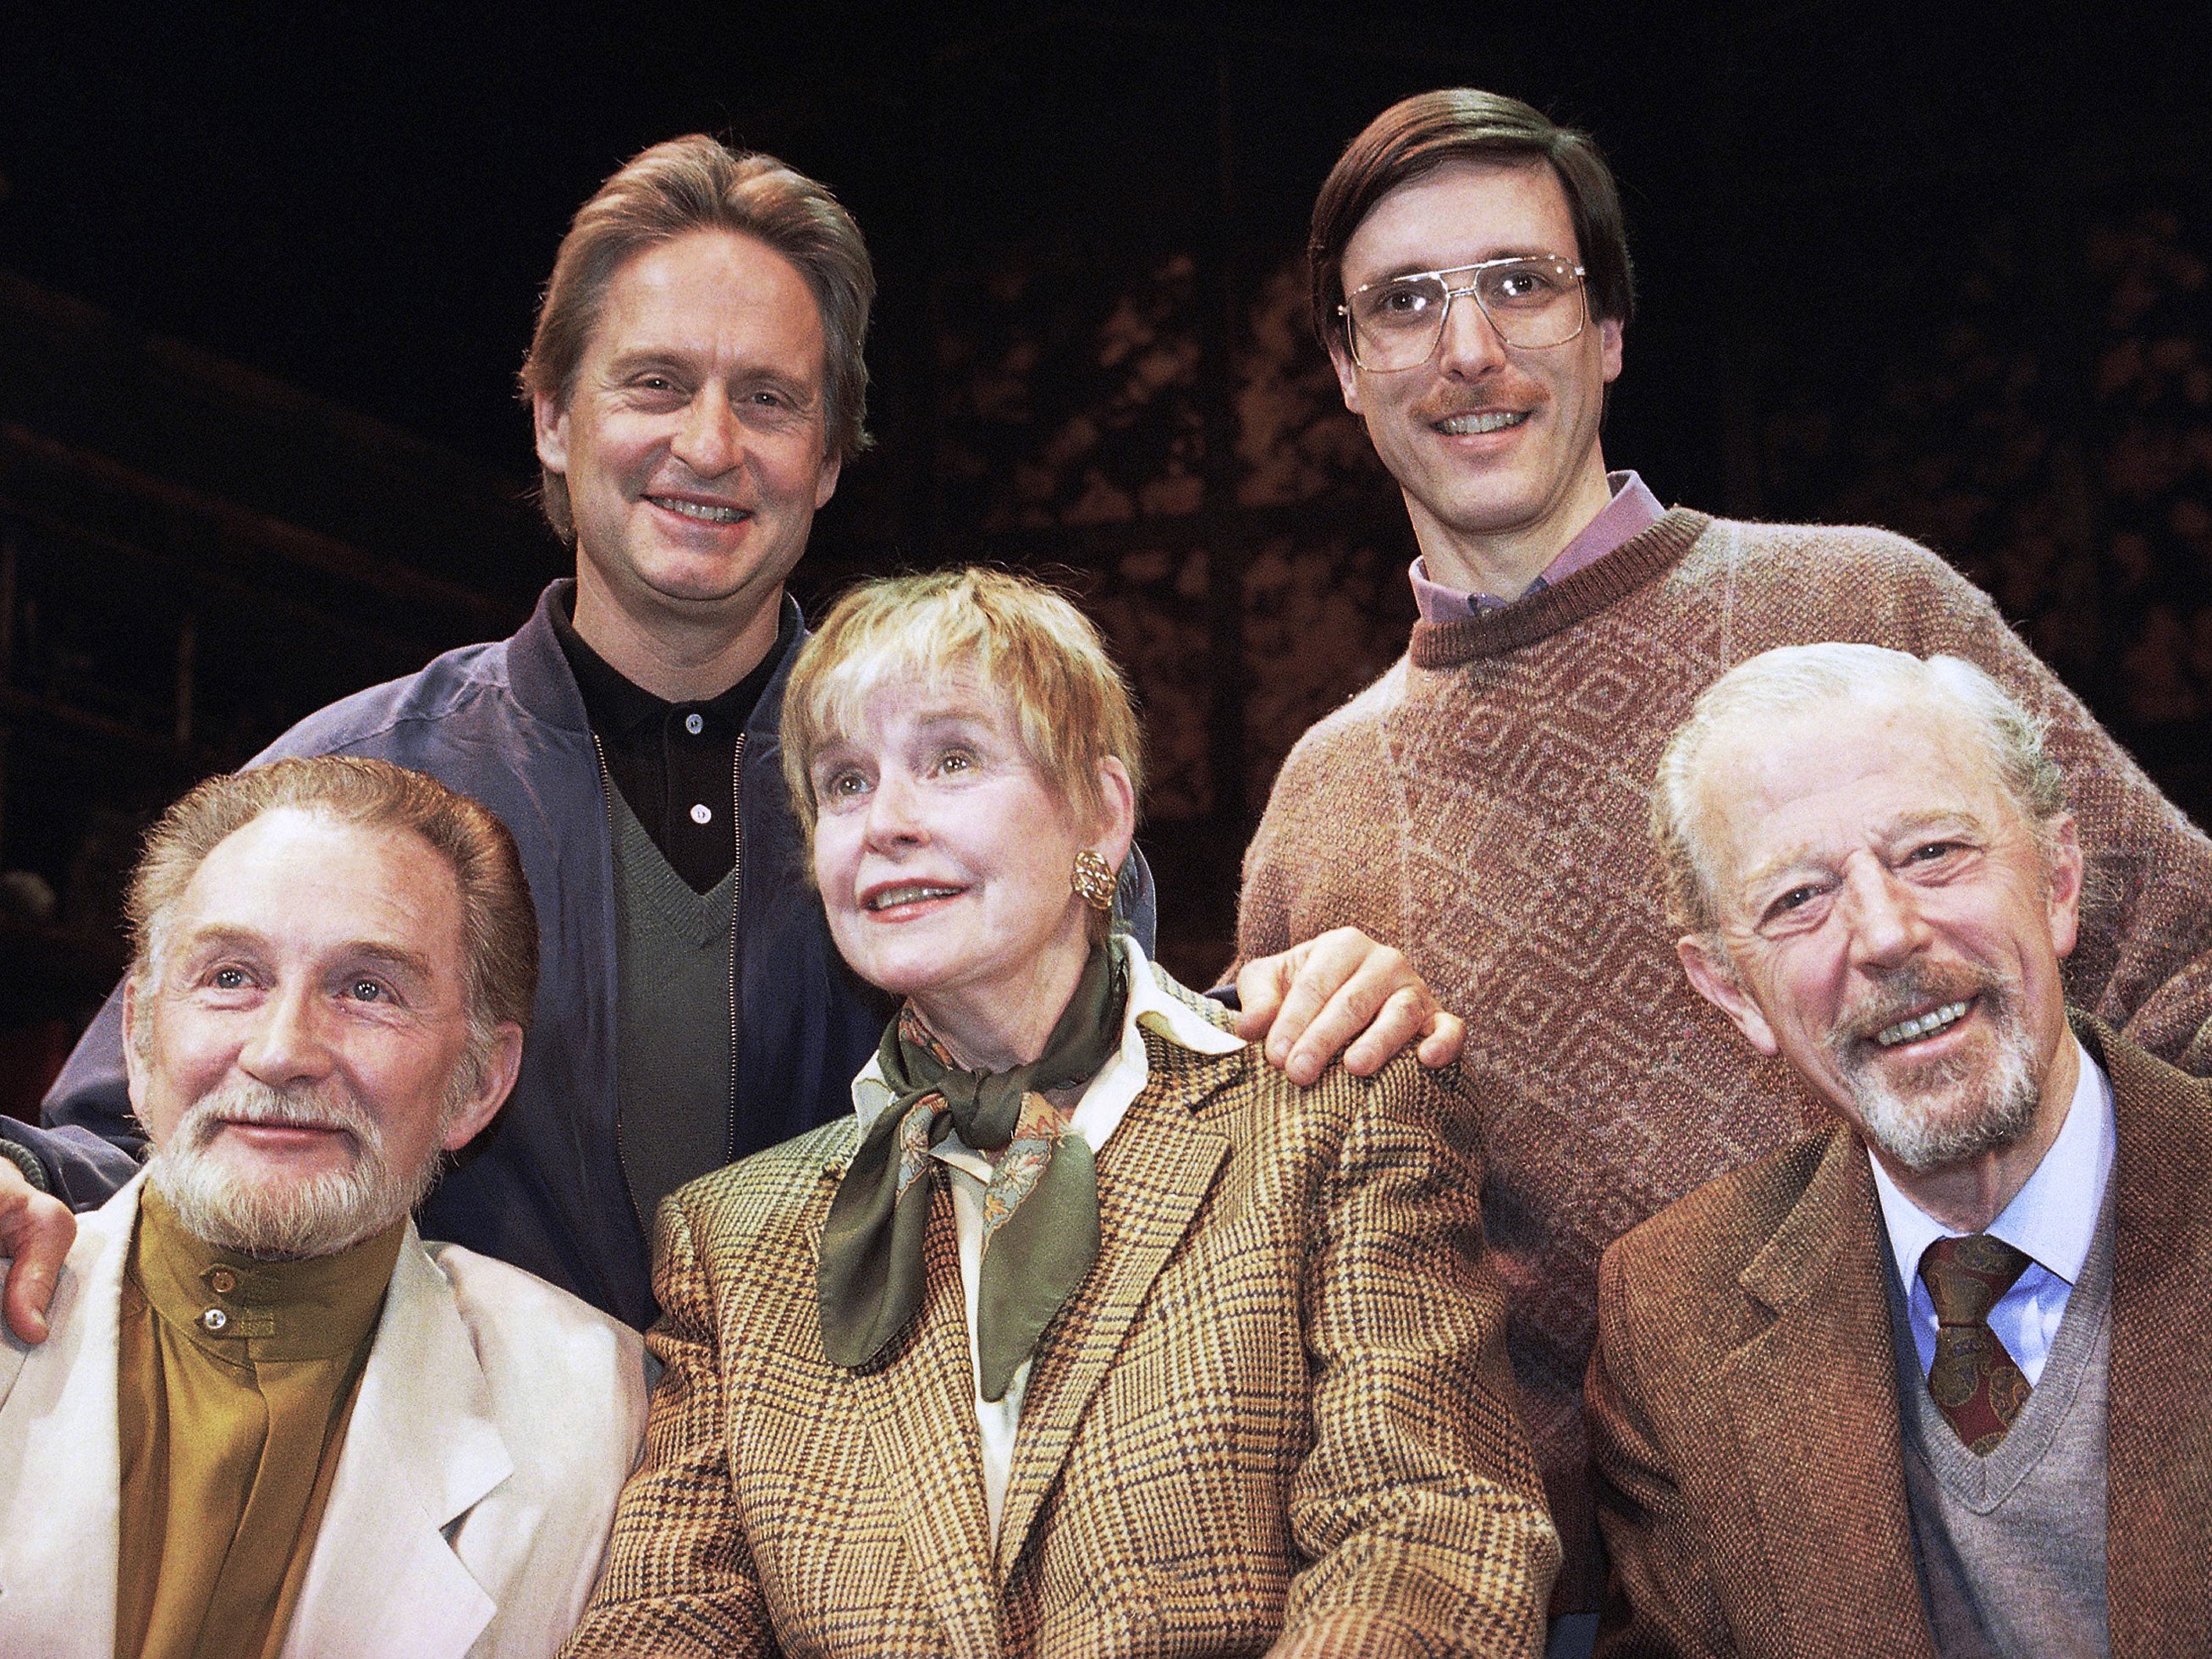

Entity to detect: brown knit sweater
[1236,508,2212,1612]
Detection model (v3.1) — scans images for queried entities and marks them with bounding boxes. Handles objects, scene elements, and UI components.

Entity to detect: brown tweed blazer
[1584,1013,2212,1658]
[564,995,1559,1656]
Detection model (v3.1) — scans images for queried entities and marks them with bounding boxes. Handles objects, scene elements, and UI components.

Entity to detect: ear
[440,1022,526,1153]
[1599,317,1625,385]
[812,444,844,510]
[531,389,570,475]
[1678,933,1779,1056]
[2044,813,2083,962]
[121,978,148,1116]
[1327,335,1365,416]
[1090,757,1138,874]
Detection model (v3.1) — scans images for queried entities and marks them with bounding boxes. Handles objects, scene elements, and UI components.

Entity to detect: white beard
[1830,973,2044,1174]
[145,1080,440,1259]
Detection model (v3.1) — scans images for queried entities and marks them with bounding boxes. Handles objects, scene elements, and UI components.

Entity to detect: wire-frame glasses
[1339,254,1589,372]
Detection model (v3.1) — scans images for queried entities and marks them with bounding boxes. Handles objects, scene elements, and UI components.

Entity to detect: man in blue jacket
[2,135,1458,1339]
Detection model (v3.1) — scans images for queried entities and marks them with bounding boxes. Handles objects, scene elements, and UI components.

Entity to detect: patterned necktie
[1918,1233,2035,1455]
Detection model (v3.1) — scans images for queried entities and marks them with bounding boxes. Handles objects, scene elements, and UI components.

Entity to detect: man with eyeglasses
[1233,87,2212,1655]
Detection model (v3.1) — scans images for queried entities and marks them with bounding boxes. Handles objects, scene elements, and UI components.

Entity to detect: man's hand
[0,1158,74,1344]
[1235,927,1465,1085]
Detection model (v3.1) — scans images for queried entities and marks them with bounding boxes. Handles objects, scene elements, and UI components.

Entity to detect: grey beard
[146,1080,443,1260]
[1828,972,2044,1174]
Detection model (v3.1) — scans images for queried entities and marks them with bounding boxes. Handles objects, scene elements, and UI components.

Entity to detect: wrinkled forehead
[162,807,465,967]
[1691,694,2011,880]
[589,229,829,375]
[811,648,1004,747]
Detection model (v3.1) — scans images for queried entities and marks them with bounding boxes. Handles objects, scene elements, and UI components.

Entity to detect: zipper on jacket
[726,731,744,1166]
[592,732,650,1242]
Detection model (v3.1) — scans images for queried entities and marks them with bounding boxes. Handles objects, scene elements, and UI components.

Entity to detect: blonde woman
[566,569,1556,1656]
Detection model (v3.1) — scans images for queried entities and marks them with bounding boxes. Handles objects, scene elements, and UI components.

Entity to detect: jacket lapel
[1716,1131,1939,1659]
[992,1043,1238,1578]
[2081,1017,2212,1657]
[0,1180,140,1659]
[280,1226,509,1659]
[845,1172,1004,1658]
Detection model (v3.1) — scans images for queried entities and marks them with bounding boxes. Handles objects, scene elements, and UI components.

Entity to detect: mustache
[172,1080,381,1156]
[1410,385,1538,425]
[1826,962,2007,1056]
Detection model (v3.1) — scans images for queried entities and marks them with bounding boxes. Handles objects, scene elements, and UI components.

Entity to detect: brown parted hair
[780,565,1145,857]
[128,757,540,1048]
[1309,88,1635,356]
[519,134,876,543]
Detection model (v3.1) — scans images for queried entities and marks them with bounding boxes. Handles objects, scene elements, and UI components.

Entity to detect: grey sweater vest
[610,786,737,1229]
[1883,1196,2116,1659]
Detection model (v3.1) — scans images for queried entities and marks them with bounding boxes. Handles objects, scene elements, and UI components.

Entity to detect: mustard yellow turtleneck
[115,1185,404,1659]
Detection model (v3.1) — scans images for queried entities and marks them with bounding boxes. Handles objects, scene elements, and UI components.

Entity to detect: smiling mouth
[1873,999,1973,1049]
[1433,410,1529,436]
[864,883,963,912]
[647,495,749,524]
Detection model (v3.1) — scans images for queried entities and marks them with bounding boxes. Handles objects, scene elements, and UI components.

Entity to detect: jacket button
[201,1308,228,1332]
[208,1268,236,1294]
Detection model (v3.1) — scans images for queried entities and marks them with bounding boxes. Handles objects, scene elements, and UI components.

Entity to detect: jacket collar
[0,1178,518,1659]
[827,1034,1246,1641]
[2075,1012,2212,1654]
[843,1182,1006,1658]
[992,1036,1244,1577]
[281,1226,514,1658]
[1719,1128,1940,1659]
[503,576,806,748]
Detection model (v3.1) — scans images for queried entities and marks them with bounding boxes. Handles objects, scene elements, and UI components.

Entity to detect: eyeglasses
[1338,254,1589,372]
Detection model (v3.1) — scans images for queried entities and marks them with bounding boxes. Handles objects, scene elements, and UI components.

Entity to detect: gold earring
[1071,849,1116,912]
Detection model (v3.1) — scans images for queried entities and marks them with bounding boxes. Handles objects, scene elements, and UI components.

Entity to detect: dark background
[2,2,2208,1099]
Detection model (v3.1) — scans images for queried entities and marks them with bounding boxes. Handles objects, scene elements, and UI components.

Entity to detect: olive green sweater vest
[610,787,736,1229]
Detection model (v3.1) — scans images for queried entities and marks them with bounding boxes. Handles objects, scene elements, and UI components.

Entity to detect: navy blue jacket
[35,581,1157,1329]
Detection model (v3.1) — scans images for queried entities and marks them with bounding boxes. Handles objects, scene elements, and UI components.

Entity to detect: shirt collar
[1409,469,1665,622]
[850,933,1243,1145]
[1870,1031,2117,1289]
[129,1183,408,1363]
[549,585,795,741]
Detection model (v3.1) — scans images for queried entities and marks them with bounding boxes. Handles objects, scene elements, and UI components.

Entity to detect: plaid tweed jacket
[564,983,1558,1657]
[1585,1013,2212,1658]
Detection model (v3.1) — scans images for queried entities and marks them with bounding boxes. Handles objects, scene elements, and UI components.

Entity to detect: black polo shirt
[550,596,796,894]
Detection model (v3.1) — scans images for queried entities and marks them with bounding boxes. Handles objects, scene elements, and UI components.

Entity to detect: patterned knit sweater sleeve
[1236,660,1416,975]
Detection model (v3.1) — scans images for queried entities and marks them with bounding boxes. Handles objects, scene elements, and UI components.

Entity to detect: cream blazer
[0,1175,650,1659]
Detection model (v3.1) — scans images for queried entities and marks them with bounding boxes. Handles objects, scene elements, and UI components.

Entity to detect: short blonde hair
[1652,643,2067,934]
[781,567,1145,848]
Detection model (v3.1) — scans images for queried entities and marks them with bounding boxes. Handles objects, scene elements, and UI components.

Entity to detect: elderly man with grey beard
[1582,643,2212,1659]
[0,757,647,1659]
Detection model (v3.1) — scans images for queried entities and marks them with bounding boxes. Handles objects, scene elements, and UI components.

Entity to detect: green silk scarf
[817,939,1127,1402]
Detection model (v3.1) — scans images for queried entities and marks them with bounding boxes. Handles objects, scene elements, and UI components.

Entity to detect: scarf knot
[817,940,1128,1402]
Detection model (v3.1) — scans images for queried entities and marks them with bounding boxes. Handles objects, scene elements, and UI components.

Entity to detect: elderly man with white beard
[1583,644,2212,1659]
[0,757,647,1659]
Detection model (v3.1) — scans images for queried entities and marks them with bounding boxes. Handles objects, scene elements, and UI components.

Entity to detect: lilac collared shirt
[1410,470,1665,623]
[1869,1034,2117,1388]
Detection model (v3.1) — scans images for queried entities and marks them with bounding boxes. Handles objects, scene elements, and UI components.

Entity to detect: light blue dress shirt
[1870,1033,2116,1387]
